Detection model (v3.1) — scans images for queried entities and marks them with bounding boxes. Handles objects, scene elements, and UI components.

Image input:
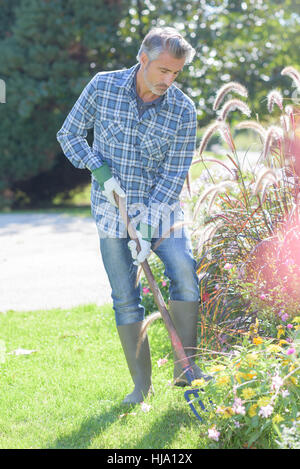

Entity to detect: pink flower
[281,313,289,322]
[224,263,233,270]
[287,323,293,329]
[271,375,284,391]
[161,280,167,287]
[157,357,168,367]
[232,398,246,416]
[259,293,267,300]
[142,287,150,295]
[287,348,296,355]
[202,292,210,302]
[258,405,274,418]
[208,426,220,442]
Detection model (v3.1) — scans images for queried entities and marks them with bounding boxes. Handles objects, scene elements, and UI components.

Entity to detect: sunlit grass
[0,304,207,449]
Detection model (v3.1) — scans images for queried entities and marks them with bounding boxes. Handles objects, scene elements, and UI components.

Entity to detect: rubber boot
[117,321,154,404]
[169,300,212,386]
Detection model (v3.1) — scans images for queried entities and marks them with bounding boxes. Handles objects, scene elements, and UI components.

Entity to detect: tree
[0,0,130,207]
[1,0,299,207]
[119,0,300,123]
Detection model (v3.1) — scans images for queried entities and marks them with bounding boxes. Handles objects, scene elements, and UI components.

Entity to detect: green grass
[0,304,208,449]
[0,205,92,218]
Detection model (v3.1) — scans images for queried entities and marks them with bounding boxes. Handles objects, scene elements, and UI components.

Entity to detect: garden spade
[114,193,207,422]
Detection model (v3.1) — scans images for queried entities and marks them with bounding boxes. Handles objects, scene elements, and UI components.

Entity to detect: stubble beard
[143,65,168,97]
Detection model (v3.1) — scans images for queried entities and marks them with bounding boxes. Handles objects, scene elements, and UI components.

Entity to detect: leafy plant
[193,321,300,449]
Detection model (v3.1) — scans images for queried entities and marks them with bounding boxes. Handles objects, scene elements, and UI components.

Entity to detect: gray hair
[137,27,196,65]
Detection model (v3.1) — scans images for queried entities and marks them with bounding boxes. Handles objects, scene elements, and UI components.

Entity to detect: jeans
[99,225,199,326]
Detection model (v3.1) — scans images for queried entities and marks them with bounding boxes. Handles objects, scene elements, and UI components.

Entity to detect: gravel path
[0,213,112,312]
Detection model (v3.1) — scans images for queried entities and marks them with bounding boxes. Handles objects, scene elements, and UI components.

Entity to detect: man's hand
[92,163,125,207]
[128,230,151,266]
[102,177,125,207]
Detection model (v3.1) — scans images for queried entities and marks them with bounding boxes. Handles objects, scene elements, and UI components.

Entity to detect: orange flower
[253,337,263,345]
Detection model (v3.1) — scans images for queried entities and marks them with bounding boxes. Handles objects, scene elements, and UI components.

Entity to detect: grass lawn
[0,304,208,449]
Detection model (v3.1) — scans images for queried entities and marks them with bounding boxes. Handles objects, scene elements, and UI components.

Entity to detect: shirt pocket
[140,132,170,170]
[98,119,125,145]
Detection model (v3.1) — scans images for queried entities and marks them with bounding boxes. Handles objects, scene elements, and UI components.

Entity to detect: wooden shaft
[115,194,191,372]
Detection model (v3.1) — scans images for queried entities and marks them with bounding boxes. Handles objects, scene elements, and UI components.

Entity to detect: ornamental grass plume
[213,81,248,111]
[198,120,229,155]
[252,167,279,196]
[262,125,284,162]
[267,90,283,113]
[218,99,251,121]
[285,105,296,131]
[281,66,300,91]
[235,120,266,139]
[193,181,234,220]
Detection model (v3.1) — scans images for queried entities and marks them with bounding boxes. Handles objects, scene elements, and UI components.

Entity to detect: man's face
[140,51,186,96]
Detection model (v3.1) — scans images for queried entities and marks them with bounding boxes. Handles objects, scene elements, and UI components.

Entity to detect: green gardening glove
[137,222,156,242]
[92,162,125,207]
[92,162,113,190]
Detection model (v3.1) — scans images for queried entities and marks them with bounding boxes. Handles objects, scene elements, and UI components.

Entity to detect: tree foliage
[0,0,299,208]
[0,0,131,206]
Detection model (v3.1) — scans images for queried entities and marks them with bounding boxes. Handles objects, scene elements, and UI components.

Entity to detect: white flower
[258,404,274,418]
[232,398,246,416]
[208,426,220,442]
[140,402,151,413]
[271,375,284,391]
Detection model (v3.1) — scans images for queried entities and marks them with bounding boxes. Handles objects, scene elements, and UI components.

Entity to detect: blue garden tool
[116,194,207,422]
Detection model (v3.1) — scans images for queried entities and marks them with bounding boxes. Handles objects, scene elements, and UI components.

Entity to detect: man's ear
[139,51,149,69]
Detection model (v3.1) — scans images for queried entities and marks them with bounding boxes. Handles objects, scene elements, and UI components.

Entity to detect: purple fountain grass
[262,125,284,162]
[235,120,266,139]
[218,99,251,121]
[213,81,248,111]
[281,66,300,91]
[198,120,230,155]
[253,168,279,196]
[267,90,283,113]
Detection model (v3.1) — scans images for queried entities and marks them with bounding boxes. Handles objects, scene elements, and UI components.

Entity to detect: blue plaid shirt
[57,64,197,237]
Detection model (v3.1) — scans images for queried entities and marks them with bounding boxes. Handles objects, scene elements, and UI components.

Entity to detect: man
[57,27,209,405]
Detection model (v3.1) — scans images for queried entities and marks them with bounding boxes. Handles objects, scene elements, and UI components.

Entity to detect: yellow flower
[267,344,282,353]
[209,365,225,373]
[216,375,230,387]
[241,387,256,400]
[272,414,284,424]
[248,404,258,417]
[279,340,289,346]
[289,376,298,385]
[280,359,290,366]
[217,406,235,419]
[253,337,263,345]
[235,372,247,383]
[257,396,271,407]
[292,316,300,324]
[277,326,286,339]
[245,353,259,366]
[191,378,206,387]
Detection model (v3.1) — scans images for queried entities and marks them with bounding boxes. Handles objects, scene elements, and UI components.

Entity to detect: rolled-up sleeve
[56,74,103,171]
